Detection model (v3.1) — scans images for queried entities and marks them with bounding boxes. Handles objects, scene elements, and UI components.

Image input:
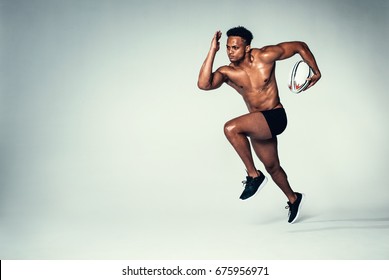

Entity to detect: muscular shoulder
[217,65,232,72]
[250,46,282,63]
[215,65,244,88]
[216,65,237,76]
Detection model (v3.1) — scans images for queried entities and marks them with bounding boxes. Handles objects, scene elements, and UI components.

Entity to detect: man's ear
[245,45,251,53]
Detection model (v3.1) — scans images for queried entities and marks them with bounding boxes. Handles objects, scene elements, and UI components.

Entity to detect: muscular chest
[227,62,275,93]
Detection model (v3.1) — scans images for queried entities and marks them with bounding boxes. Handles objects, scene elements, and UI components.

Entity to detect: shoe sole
[241,176,268,200]
[290,193,305,224]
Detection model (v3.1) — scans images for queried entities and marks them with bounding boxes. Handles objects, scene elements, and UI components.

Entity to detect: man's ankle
[247,170,260,178]
[289,193,298,204]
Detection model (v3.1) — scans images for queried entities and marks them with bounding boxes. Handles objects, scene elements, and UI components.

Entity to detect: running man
[197,26,321,223]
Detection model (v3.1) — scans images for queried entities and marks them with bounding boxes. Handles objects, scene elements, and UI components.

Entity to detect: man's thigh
[225,112,272,140]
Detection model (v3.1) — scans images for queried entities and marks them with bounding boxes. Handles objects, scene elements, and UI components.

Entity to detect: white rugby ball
[288,60,312,93]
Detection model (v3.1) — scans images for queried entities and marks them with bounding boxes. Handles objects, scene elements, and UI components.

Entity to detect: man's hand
[198,30,224,90]
[210,31,222,52]
[306,71,321,90]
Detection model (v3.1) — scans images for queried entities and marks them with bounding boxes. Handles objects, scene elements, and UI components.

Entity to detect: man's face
[226,36,249,63]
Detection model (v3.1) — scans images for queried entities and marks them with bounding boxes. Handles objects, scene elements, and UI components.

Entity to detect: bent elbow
[197,81,211,91]
[299,41,308,48]
[299,41,310,53]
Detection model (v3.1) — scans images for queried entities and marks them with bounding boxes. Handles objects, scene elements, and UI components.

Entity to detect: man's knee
[224,120,238,138]
[265,162,281,176]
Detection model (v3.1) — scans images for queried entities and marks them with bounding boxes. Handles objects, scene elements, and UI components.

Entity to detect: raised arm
[262,41,321,89]
[197,31,227,91]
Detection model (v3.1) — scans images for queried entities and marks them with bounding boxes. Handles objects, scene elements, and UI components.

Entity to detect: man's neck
[232,54,251,67]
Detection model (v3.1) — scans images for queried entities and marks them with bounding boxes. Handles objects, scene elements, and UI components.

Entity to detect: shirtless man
[197,26,321,223]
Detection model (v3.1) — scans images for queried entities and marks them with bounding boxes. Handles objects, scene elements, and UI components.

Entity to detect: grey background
[1,0,388,259]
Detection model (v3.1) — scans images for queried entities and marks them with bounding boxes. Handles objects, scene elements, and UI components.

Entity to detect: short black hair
[226,26,253,45]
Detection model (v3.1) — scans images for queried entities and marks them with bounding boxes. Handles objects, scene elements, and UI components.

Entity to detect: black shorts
[262,108,287,138]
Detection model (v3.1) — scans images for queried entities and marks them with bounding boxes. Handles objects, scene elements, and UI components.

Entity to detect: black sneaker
[239,172,268,200]
[285,192,304,223]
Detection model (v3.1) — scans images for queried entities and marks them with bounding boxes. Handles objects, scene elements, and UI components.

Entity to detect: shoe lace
[285,203,292,216]
[241,176,253,187]
[285,200,293,209]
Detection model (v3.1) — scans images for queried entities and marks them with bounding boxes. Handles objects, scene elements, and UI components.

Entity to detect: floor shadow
[288,217,389,233]
[303,217,389,223]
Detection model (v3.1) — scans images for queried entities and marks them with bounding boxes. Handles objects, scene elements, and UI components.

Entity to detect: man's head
[226,26,253,45]
[226,26,253,63]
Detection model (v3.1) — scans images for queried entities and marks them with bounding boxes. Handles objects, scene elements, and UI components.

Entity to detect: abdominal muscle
[241,84,283,113]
